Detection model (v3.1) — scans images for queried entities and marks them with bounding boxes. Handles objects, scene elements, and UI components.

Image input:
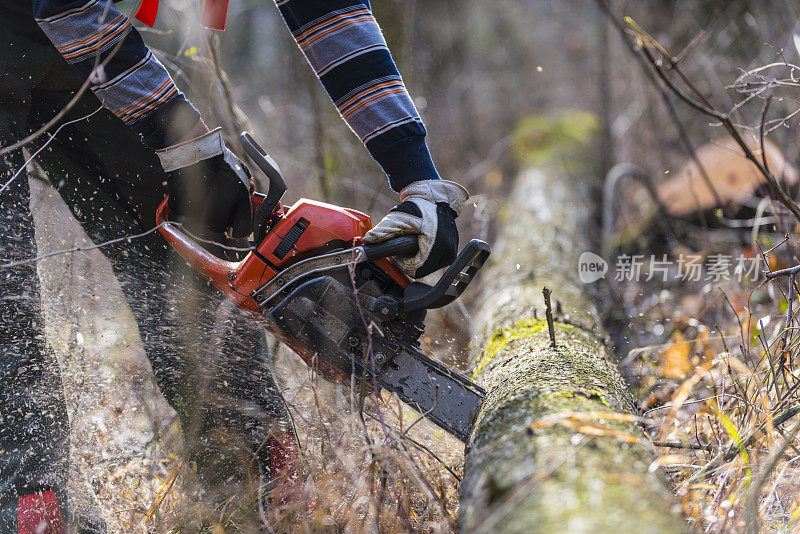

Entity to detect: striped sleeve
[33,0,200,148]
[275,0,441,191]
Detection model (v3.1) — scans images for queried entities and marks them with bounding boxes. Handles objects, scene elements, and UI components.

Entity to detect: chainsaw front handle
[401,239,490,312]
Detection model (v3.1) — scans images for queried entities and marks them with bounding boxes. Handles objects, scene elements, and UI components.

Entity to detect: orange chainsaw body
[229,197,407,305]
[155,195,408,381]
[157,195,407,311]
[156,133,490,444]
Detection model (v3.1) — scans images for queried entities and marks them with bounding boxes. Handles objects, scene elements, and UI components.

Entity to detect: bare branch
[0,223,167,270]
[596,0,724,209]
[625,17,800,224]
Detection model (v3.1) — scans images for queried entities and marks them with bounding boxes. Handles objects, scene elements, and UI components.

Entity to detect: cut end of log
[657,137,798,218]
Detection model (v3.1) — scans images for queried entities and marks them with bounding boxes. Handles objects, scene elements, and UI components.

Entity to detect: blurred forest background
[30,0,800,531]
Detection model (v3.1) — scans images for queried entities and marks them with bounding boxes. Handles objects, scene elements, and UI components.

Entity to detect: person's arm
[33,0,204,148]
[274,0,440,192]
[33,0,253,238]
[276,0,468,277]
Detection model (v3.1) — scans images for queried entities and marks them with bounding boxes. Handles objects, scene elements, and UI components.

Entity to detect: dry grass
[617,233,800,533]
[131,350,466,533]
[591,14,800,529]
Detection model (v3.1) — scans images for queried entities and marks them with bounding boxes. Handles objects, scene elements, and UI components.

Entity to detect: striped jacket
[32,0,440,191]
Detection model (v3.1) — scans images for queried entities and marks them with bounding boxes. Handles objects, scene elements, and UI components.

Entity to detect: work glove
[156,127,253,238]
[364,180,469,278]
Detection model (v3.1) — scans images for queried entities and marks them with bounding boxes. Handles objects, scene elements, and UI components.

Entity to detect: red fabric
[201,0,230,31]
[133,0,159,27]
[18,492,65,534]
[269,432,301,506]
[133,0,228,31]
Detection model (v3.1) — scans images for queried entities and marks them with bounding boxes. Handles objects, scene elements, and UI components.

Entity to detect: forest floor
[609,201,800,532]
[29,107,800,534]
[18,1,800,532]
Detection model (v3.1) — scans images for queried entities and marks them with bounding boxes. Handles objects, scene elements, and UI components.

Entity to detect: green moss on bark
[472,319,574,379]
[462,325,687,533]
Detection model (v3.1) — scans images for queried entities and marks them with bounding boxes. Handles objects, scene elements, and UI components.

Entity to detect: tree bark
[459,168,688,533]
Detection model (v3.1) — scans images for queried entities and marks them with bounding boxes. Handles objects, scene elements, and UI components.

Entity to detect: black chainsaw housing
[267,271,485,441]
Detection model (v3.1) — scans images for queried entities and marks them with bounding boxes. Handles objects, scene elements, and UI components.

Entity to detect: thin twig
[402,387,439,437]
[765,264,800,280]
[759,96,773,177]
[0,223,167,269]
[673,30,706,65]
[365,413,462,483]
[652,440,714,451]
[0,107,103,195]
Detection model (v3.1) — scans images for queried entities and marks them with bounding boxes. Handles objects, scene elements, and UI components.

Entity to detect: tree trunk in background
[458,167,688,533]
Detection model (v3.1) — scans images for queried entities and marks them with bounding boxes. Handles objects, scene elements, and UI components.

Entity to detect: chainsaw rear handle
[362,235,418,261]
[241,132,287,243]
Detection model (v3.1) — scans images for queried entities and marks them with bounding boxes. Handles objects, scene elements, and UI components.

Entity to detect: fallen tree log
[459,168,688,533]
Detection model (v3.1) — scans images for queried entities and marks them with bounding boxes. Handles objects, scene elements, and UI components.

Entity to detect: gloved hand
[156,128,253,238]
[364,180,469,278]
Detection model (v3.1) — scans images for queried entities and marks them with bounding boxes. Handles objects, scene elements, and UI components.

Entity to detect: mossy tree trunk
[459,168,688,533]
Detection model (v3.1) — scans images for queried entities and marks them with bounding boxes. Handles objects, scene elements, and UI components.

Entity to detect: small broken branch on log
[542,287,556,348]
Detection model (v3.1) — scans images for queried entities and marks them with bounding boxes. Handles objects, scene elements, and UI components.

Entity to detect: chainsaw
[156,133,490,442]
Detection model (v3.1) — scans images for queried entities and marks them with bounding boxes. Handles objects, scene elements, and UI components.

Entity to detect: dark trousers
[0,8,291,530]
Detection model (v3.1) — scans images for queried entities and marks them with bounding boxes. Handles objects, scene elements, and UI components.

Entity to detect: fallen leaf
[660,332,693,379]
